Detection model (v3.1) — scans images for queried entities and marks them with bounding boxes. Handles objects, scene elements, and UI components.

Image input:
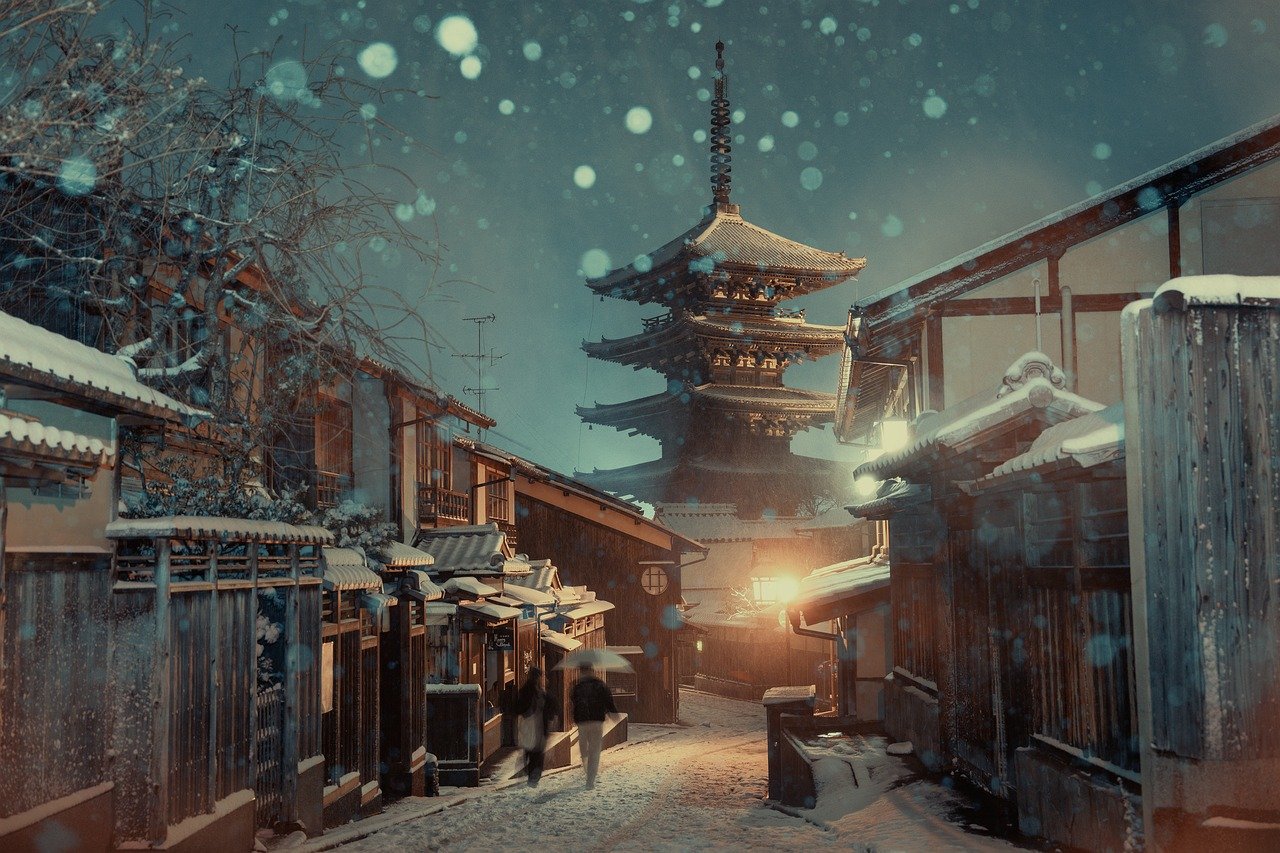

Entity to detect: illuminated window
[752,576,799,605]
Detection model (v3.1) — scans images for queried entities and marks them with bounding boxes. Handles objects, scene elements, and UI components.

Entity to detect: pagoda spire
[710,40,733,206]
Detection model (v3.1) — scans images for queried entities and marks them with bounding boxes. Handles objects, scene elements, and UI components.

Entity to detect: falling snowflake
[357,42,398,79]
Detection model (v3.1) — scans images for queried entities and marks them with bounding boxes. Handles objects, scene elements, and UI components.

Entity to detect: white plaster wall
[1059,209,1169,296]
[1179,156,1280,276]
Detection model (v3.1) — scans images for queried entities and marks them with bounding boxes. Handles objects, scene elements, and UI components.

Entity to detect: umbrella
[553,647,635,673]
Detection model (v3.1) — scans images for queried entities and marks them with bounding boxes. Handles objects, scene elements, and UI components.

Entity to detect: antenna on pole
[454,314,505,426]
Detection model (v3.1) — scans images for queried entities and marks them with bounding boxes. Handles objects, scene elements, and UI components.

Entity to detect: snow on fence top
[0,309,208,425]
[1153,274,1280,312]
[0,410,114,469]
[106,516,334,543]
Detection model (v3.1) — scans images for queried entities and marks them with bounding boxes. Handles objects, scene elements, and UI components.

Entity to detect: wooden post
[0,475,7,718]
[247,543,259,801]
[208,542,220,808]
[282,543,301,824]
[151,536,172,846]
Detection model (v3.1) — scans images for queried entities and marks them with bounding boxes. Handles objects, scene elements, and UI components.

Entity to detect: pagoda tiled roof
[587,203,865,305]
[582,311,844,371]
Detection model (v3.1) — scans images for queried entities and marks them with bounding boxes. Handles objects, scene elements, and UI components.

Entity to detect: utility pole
[454,314,505,427]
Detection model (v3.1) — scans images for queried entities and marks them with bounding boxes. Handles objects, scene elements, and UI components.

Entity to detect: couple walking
[514,663,617,789]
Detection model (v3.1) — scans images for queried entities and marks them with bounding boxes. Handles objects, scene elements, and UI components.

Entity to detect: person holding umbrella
[569,657,619,790]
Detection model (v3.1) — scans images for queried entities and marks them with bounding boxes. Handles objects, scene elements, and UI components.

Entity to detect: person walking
[570,663,617,790]
[514,667,557,788]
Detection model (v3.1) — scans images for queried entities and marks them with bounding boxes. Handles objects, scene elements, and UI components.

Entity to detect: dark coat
[514,682,558,736]
[570,674,617,723]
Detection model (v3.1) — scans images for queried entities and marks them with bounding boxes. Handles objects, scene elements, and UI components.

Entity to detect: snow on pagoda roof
[578,384,835,436]
[0,410,113,470]
[0,309,207,425]
[855,352,1104,481]
[588,203,865,292]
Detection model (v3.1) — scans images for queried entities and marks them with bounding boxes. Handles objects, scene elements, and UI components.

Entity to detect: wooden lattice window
[315,394,353,508]
[482,462,512,523]
[640,565,669,596]
[417,418,452,490]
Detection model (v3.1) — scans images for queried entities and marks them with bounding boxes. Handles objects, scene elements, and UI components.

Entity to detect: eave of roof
[588,203,864,294]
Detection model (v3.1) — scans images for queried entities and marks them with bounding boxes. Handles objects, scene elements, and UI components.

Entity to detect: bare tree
[0,0,443,510]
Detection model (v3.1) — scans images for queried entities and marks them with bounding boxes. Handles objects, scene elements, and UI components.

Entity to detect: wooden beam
[1167,202,1182,280]
[926,311,944,411]
[936,292,1149,317]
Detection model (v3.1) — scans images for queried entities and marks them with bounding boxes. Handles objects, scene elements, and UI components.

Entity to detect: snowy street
[321,690,1019,852]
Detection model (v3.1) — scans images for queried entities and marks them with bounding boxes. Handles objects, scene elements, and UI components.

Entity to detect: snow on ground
[328,690,1021,852]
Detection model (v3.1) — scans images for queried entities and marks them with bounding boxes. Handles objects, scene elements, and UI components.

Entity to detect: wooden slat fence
[255,685,285,827]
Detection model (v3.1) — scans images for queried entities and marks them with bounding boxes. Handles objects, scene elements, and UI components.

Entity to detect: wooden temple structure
[578,42,865,517]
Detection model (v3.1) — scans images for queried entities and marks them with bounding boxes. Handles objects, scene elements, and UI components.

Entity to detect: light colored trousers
[578,720,605,785]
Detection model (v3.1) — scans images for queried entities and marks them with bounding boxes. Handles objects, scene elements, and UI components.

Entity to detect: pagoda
[577,43,866,517]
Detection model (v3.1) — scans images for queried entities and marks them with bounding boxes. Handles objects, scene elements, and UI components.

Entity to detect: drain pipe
[1060,286,1077,392]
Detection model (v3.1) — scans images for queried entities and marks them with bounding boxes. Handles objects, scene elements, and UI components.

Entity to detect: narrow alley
[325,691,1019,852]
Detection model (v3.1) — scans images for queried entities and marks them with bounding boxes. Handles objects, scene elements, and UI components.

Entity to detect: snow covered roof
[540,629,583,652]
[500,583,557,607]
[556,600,615,622]
[967,403,1125,492]
[1152,274,1280,312]
[413,523,512,573]
[588,202,865,292]
[373,540,436,568]
[790,554,891,626]
[425,602,457,625]
[845,479,930,519]
[442,576,500,598]
[683,588,781,629]
[0,410,113,471]
[321,548,382,590]
[106,516,334,543]
[855,352,1104,481]
[400,569,445,602]
[506,564,559,593]
[0,309,207,425]
[460,601,523,622]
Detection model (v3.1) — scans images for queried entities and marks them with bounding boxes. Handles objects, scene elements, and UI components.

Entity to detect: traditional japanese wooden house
[787,553,891,720]
[838,112,1280,455]
[316,546,387,826]
[507,457,706,723]
[368,540,444,799]
[412,524,534,781]
[850,353,1141,850]
[106,517,332,848]
[0,311,204,850]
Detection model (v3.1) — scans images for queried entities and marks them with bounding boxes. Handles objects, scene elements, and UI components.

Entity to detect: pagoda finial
[710,40,732,206]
